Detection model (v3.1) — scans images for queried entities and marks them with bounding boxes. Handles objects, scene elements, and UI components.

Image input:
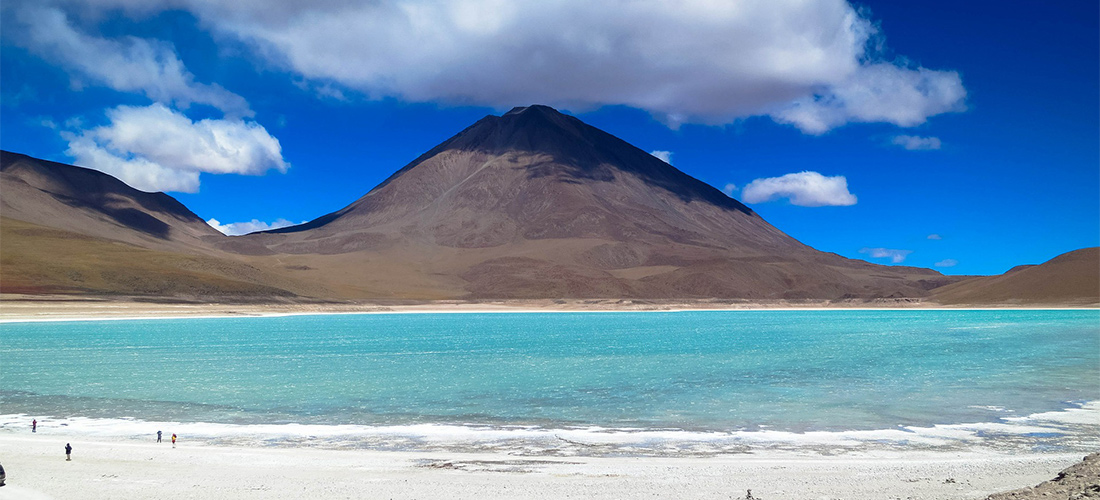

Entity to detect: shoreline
[3,400,1096,458]
[0,433,1086,500]
[1,296,1096,323]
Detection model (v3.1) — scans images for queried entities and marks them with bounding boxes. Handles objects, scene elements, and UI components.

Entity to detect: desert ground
[0,434,1089,500]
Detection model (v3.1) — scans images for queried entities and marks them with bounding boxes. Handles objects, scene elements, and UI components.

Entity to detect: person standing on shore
[31,419,36,433]
[65,443,72,461]
[157,430,162,443]
[171,434,176,447]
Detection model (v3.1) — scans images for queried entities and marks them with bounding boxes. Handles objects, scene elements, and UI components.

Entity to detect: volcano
[237,105,951,299]
[1,106,970,301]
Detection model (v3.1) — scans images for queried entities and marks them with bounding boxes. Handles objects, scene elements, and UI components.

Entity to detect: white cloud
[934,259,958,267]
[13,5,252,117]
[35,117,58,129]
[741,171,856,207]
[44,0,965,133]
[722,183,738,196]
[927,234,943,240]
[63,103,288,193]
[892,135,942,151]
[772,65,965,134]
[64,132,200,192]
[207,218,301,236]
[860,247,912,264]
[649,150,673,164]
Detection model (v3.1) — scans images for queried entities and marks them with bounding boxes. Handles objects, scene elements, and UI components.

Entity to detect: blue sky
[1,0,1096,276]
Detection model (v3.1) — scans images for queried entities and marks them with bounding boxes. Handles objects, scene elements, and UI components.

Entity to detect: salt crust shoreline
[0,435,1084,500]
[0,297,1096,323]
[3,401,1097,455]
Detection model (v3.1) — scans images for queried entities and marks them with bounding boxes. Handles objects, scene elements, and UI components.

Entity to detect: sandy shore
[0,435,1083,500]
[2,295,1094,323]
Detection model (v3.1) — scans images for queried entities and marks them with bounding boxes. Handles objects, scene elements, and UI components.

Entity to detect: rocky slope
[986,453,1100,500]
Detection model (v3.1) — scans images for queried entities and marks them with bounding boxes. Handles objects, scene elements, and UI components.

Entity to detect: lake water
[1,310,1097,455]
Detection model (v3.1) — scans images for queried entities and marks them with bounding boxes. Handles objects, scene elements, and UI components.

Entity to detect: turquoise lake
[1,310,1097,454]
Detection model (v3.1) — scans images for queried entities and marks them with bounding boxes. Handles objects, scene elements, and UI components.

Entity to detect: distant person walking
[171,434,176,447]
[31,419,36,433]
[157,430,162,443]
[65,443,72,461]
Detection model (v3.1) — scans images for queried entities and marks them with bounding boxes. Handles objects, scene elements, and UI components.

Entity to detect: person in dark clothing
[157,430,162,443]
[31,419,36,433]
[65,443,72,461]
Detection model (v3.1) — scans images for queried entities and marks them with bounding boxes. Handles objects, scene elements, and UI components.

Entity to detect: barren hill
[1,151,222,252]
[931,247,1100,306]
[0,152,319,298]
[10,107,1089,304]
[240,105,954,299]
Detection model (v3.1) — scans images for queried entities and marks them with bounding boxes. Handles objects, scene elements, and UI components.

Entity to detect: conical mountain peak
[265,105,760,239]
[496,104,581,137]
[439,104,591,157]
[502,104,558,116]
[230,105,950,299]
[388,105,752,213]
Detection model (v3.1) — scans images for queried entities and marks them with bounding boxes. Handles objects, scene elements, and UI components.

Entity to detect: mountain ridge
[235,105,951,299]
[0,150,222,249]
[267,105,752,236]
[0,151,325,298]
[931,247,1099,305]
[1,105,1092,303]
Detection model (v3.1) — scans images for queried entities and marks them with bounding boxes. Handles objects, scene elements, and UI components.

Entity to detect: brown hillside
[0,217,308,299]
[0,106,974,302]
[0,151,224,253]
[240,105,955,300]
[931,247,1099,305]
[0,153,325,299]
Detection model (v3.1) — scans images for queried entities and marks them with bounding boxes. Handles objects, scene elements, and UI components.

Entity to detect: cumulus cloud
[63,103,288,192]
[649,150,673,164]
[207,218,301,236]
[13,5,251,116]
[741,171,856,207]
[773,65,965,134]
[860,247,912,264]
[722,183,738,196]
[927,234,943,240]
[934,259,958,267]
[65,133,200,192]
[36,0,965,133]
[892,135,942,151]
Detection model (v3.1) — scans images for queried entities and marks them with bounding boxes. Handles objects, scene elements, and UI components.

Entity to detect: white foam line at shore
[2,307,1096,324]
[3,402,1095,451]
[1006,401,1100,426]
